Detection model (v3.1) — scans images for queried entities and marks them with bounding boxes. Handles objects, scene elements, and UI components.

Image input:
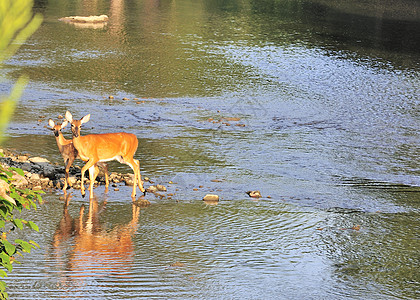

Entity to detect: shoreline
[0,147,148,194]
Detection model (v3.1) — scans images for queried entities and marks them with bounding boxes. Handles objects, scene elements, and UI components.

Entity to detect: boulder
[41,164,58,179]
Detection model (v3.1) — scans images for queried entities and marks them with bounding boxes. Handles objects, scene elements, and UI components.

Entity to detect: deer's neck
[56,132,72,151]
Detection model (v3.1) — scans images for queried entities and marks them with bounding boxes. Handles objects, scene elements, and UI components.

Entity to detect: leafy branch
[0,0,43,298]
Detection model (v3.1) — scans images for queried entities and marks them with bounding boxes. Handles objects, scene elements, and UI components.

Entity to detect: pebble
[30,173,41,180]
[18,155,29,161]
[156,184,167,191]
[68,176,77,185]
[146,186,158,193]
[211,179,223,182]
[246,190,262,198]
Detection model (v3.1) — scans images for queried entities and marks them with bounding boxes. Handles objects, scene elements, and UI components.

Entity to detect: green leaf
[0,207,7,219]
[8,167,24,176]
[3,171,13,178]
[0,252,11,266]
[0,280,6,292]
[14,239,31,253]
[0,270,7,278]
[0,220,4,228]
[12,219,23,230]
[27,221,39,232]
[29,240,39,248]
[2,241,15,256]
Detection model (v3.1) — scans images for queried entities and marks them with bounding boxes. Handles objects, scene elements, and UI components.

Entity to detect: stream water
[1,0,419,299]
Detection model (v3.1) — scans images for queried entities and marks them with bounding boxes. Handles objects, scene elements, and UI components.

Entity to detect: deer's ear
[81,114,91,124]
[65,111,73,122]
[61,120,68,129]
[48,119,55,128]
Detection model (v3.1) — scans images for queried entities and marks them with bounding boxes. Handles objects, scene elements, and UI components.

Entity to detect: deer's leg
[80,159,96,198]
[134,159,145,194]
[63,158,69,191]
[104,163,109,188]
[97,162,109,188]
[65,155,76,190]
[124,156,141,198]
[88,165,98,199]
[63,157,72,191]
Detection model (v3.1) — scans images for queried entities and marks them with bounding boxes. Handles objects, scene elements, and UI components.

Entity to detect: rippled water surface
[1,0,419,299]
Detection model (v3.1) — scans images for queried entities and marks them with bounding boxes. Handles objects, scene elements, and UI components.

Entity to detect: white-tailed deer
[65,111,145,198]
[48,119,109,191]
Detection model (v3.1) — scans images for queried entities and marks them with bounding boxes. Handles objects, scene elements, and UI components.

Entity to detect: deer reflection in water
[52,193,147,288]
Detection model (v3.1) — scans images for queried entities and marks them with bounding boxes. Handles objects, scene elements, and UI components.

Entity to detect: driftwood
[59,15,108,24]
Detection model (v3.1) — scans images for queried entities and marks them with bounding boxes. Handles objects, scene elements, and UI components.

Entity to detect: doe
[48,119,109,191]
[65,111,145,199]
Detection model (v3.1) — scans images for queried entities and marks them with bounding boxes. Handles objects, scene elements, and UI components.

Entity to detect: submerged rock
[170,261,185,267]
[136,197,151,207]
[203,194,219,202]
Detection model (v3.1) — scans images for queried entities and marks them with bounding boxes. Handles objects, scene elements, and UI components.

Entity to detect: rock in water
[246,190,262,198]
[146,186,158,193]
[156,184,167,191]
[203,194,219,202]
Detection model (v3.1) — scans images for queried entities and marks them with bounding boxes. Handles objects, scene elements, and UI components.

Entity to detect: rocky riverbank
[0,147,151,193]
[1,147,263,203]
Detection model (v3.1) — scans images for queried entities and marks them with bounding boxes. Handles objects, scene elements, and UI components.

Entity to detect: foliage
[0,0,43,298]
[0,0,43,144]
[0,162,43,299]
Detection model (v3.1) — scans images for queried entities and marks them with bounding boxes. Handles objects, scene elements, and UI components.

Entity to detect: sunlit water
[1,0,419,299]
